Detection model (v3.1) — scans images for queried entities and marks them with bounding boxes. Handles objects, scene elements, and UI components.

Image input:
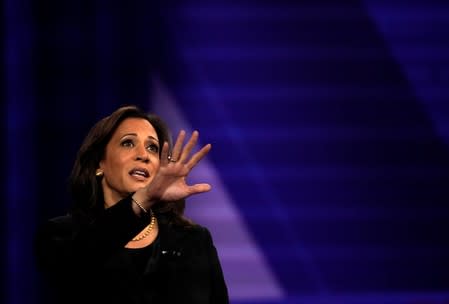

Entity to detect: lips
[129,167,150,179]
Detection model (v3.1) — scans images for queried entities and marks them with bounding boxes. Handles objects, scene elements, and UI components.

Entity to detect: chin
[128,181,151,192]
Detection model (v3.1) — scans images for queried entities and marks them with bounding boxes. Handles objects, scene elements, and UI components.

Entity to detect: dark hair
[69,105,191,225]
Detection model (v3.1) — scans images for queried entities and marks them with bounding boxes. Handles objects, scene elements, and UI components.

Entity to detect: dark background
[2,0,449,303]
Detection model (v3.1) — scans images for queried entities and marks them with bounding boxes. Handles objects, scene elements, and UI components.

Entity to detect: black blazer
[35,197,229,304]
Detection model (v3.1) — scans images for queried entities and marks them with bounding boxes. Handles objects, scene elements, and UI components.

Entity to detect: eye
[121,139,134,148]
[147,143,159,153]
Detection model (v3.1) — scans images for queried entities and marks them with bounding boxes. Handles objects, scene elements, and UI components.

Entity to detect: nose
[135,145,149,163]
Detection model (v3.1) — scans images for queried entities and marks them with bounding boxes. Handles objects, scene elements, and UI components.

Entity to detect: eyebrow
[120,133,159,143]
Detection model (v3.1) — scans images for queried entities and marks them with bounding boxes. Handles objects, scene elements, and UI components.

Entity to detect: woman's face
[99,118,161,206]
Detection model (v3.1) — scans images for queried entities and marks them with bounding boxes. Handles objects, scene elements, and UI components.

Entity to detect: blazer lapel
[143,220,188,276]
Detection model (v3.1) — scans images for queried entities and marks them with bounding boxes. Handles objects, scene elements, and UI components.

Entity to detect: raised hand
[134,130,211,207]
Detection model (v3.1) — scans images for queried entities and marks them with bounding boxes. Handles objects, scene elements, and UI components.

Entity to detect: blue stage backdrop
[2,1,449,303]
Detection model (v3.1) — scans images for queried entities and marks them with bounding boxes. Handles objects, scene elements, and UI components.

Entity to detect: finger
[186,144,211,170]
[179,130,198,163]
[188,183,212,194]
[160,141,170,165]
[170,130,186,161]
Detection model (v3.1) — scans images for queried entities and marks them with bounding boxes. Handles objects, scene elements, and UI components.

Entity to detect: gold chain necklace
[131,213,156,242]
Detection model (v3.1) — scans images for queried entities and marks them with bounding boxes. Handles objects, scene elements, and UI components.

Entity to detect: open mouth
[129,168,150,179]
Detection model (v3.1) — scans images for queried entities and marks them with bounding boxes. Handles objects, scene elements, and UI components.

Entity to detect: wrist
[131,197,148,214]
[131,191,157,215]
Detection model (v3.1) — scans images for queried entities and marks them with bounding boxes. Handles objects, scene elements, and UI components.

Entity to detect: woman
[35,105,229,304]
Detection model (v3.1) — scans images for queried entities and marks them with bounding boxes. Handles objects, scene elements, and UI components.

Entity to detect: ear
[98,160,104,170]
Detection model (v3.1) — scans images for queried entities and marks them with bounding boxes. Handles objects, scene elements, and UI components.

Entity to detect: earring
[96,170,103,177]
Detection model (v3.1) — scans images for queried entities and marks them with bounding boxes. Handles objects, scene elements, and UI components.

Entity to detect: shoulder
[165,222,216,248]
[35,214,73,240]
[47,214,73,229]
[172,222,210,235]
[48,214,73,225]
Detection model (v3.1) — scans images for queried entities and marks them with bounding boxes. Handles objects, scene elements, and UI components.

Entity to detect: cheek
[153,159,161,171]
[101,154,128,175]
[151,155,161,170]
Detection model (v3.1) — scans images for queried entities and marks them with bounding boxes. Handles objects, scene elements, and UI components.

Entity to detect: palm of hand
[152,165,191,202]
[143,130,212,203]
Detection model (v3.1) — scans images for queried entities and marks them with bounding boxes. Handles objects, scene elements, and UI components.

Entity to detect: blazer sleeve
[203,228,229,304]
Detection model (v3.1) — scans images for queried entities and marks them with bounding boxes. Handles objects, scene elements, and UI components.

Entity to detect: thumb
[188,183,212,195]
